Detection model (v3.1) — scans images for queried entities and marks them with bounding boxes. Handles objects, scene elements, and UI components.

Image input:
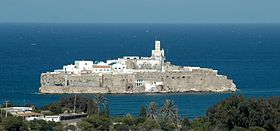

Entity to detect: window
[182,76,185,78]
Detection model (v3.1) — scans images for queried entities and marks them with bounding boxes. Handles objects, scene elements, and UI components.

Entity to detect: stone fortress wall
[39,41,237,94]
[40,65,236,94]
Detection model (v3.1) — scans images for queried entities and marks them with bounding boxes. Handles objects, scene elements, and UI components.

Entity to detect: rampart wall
[40,69,237,94]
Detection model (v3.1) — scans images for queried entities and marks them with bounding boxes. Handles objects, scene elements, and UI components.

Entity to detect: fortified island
[40,41,237,94]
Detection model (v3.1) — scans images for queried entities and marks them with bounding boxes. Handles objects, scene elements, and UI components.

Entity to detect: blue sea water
[0,23,280,118]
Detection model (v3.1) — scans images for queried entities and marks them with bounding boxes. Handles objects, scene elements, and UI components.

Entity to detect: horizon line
[1,21,280,25]
[0,21,280,24]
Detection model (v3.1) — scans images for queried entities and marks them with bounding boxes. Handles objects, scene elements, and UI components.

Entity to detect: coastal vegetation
[0,94,279,131]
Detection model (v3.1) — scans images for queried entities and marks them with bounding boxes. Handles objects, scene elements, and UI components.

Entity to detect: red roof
[93,65,110,68]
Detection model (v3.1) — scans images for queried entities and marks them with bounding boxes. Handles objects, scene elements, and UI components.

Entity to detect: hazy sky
[1,0,280,23]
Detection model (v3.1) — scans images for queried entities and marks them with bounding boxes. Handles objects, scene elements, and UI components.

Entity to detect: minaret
[151,40,165,72]
[154,41,161,57]
[155,41,160,52]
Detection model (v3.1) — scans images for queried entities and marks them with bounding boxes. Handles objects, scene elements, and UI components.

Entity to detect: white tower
[151,40,165,72]
[154,41,161,57]
[152,40,165,59]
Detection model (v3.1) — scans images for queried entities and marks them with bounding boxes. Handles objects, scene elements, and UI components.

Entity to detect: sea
[0,23,280,119]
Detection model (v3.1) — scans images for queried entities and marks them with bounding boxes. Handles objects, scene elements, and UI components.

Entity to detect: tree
[29,119,48,130]
[147,102,158,120]
[29,119,63,131]
[206,94,247,129]
[139,105,147,118]
[122,114,135,126]
[161,99,178,123]
[266,96,280,130]
[78,121,92,131]
[204,94,280,130]
[64,125,77,131]
[248,126,267,131]
[81,114,111,130]
[189,117,213,131]
[43,103,62,114]
[94,94,108,115]
[114,123,130,131]
[137,119,161,130]
[102,103,110,117]
[59,95,88,113]
[1,116,28,131]
[181,117,191,130]
[135,105,147,125]
[42,95,99,115]
[86,99,98,115]
[48,121,63,131]
[158,116,177,131]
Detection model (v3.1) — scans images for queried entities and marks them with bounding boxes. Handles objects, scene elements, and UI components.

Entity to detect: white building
[61,60,94,74]
[53,40,167,75]
[2,107,44,121]
[24,115,61,122]
[2,107,33,115]
[74,61,93,72]
[18,112,44,121]
[63,64,79,74]
[111,63,126,72]
[43,115,61,122]
[123,56,140,60]
[93,62,111,73]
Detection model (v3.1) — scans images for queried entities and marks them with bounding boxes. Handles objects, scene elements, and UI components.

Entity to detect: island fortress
[40,41,237,94]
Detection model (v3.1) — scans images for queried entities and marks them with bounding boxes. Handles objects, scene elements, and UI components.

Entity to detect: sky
[0,0,280,23]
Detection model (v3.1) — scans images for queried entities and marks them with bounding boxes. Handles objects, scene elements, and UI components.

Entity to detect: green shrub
[82,114,111,130]
[77,121,92,131]
[248,126,267,131]
[121,114,135,126]
[137,119,161,130]
[114,124,130,131]
[1,116,28,131]
[64,125,77,131]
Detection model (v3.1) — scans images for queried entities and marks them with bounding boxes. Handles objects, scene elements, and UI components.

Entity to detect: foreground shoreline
[1,94,278,131]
